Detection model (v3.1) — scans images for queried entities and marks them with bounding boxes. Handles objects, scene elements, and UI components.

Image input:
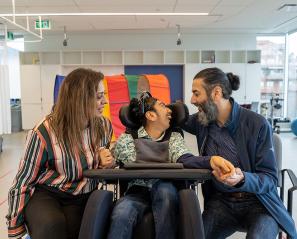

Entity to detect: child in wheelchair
[107,92,234,239]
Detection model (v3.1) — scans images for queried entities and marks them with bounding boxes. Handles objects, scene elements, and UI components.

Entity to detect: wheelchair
[78,102,211,239]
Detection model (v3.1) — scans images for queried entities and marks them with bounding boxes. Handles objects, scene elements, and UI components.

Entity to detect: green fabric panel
[125,75,139,99]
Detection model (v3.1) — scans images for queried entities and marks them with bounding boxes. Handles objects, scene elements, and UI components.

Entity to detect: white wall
[22,31,259,120]
[20,64,125,129]
[7,48,21,99]
[24,32,257,51]
[62,65,124,76]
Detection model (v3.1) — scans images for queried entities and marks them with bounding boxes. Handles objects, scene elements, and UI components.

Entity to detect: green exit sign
[35,20,51,30]
[7,31,14,40]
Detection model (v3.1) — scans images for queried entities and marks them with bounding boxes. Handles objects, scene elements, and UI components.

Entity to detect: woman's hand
[98,148,115,169]
[210,156,235,180]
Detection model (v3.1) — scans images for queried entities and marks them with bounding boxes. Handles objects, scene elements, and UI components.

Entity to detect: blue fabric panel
[54,75,65,103]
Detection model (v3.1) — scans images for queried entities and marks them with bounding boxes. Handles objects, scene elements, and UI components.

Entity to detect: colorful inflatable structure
[54,74,171,138]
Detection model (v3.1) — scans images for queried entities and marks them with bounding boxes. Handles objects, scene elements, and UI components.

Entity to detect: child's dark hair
[129,92,157,126]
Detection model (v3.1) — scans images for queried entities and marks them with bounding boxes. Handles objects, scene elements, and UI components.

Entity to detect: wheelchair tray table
[83,168,211,183]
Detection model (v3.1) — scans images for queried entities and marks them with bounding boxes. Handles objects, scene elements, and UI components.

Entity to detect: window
[287,32,297,119]
[257,36,286,118]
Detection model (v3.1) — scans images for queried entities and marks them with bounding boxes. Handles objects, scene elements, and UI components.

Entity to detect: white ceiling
[0,0,297,35]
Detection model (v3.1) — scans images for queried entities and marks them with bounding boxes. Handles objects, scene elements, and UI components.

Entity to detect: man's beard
[196,98,218,126]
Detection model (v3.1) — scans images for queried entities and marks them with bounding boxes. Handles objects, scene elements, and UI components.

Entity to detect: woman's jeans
[107,181,178,239]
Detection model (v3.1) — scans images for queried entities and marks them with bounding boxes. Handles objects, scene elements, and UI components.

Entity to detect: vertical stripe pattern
[6,117,113,238]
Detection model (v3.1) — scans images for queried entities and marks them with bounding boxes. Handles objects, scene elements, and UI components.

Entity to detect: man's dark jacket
[182,99,297,238]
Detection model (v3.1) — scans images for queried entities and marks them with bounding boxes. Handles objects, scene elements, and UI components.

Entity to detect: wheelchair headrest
[119,105,141,130]
[119,102,189,130]
[167,102,189,129]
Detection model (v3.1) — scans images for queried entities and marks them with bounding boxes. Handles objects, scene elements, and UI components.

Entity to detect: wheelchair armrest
[281,169,297,216]
[281,169,297,187]
[280,169,297,200]
[79,190,113,239]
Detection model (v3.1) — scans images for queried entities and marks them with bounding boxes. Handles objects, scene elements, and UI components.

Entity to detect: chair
[237,134,296,239]
[273,133,297,239]
[79,102,208,239]
[250,101,259,113]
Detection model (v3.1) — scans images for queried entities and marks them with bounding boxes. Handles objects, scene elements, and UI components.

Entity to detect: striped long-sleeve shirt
[6,117,113,239]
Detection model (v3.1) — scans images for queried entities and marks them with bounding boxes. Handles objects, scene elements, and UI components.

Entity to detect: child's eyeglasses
[139,91,154,114]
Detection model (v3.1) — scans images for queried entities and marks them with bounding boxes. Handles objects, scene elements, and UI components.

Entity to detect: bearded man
[181,67,297,239]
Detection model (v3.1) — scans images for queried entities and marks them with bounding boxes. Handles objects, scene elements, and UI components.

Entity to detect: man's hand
[210,156,235,180]
[213,168,244,187]
[98,148,115,169]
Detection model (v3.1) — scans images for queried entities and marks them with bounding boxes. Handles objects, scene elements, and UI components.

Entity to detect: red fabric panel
[106,75,130,138]
[144,74,171,104]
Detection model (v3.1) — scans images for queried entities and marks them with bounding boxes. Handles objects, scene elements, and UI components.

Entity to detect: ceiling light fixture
[0,16,43,40]
[0,12,209,17]
[0,0,43,42]
[63,26,68,47]
[176,24,182,46]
